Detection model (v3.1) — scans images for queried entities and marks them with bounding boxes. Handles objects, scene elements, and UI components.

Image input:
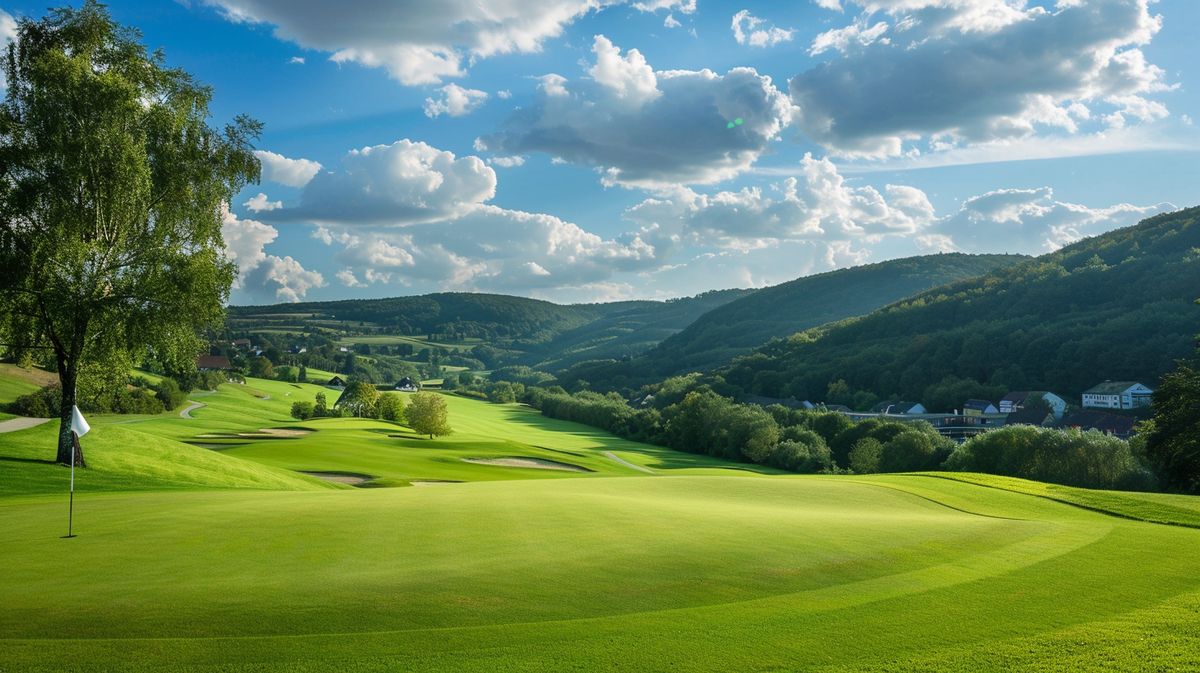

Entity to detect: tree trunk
[55,360,85,467]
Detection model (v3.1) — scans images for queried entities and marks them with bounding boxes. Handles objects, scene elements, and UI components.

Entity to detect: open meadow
[1,374,1199,672]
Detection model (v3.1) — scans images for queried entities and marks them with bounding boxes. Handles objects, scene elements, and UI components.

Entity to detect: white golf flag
[70,405,90,437]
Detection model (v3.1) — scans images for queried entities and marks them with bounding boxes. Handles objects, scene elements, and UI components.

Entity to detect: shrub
[945,425,1147,490]
[152,378,187,410]
[378,393,405,423]
[12,384,61,418]
[290,401,314,420]
[849,438,883,474]
[879,431,939,472]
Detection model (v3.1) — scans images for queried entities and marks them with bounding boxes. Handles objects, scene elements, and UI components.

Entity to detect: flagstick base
[61,535,76,539]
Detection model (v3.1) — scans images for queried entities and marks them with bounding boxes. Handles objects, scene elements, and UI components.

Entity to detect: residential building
[196,355,231,371]
[1081,382,1154,410]
[1060,410,1138,439]
[963,399,999,416]
[871,401,927,415]
[999,391,1068,418]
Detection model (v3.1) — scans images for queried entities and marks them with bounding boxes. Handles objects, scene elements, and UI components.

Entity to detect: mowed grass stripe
[1,483,1196,672]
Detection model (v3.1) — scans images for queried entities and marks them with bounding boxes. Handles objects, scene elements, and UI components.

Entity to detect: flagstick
[64,431,77,539]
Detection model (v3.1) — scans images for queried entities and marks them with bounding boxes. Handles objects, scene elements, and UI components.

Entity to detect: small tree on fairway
[0,3,259,466]
[378,393,405,423]
[406,392,451,439]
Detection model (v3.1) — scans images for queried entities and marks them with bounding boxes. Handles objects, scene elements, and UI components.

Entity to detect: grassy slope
[4,372,1200,671]
[220,391,776,487]
[2,475,1199,672]
[0,363,55,404]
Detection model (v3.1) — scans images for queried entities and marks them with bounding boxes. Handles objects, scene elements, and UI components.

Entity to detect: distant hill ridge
[558,253,1028,391]
[720,206,1200,404]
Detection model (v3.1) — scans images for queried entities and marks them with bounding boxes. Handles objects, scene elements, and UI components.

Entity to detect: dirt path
[180,401,205,419]
[0,417,51,433]
[603,451,655,474]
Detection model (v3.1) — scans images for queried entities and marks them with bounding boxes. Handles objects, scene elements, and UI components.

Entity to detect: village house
[394,377,421,393]
[1081,381,1154,410]
[963,399,999,416]
[231,338,251,349]
[1005,407,1056,428]
[1060,410,1138,440]
[326,375,347,389]
[998,391,1068,418]
[871,401,927,415]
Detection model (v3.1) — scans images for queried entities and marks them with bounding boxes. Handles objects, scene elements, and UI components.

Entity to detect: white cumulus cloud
[254,150,322,188]
[423,83,489,118]
[731,10,795,48]
[221,205,325,302]
[480,35,796,187]
[243,192,282,212]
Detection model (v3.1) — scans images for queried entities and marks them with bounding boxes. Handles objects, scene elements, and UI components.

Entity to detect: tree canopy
[0,2,260,464]
[405,392,451,439]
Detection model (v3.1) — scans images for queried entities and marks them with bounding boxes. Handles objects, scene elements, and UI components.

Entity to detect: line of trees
[523,374,1159,491]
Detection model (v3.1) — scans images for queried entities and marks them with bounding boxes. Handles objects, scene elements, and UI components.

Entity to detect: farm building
[326,376,347,389]
[394,377,421,392]
[196,355,231,371]
[963,399,999,416]
[1081,382,1154,410]
[231,338,251,349]
[998,391,1068,418]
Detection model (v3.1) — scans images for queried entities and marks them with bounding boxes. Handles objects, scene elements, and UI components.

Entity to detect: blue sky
[3,0,1198,304]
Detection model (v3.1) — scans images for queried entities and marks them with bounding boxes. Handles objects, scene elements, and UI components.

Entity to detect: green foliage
[945,425,1153,490]
[722,208,1200,406]
[289,401,314,421]
[880,430,943,472]
[849,437,884,473]
[248,357,274,379]
[406,392,452,438]
[152,377,186,411]
[377,393,405,423]
[1145,355,1200,493]
[0,2,257,463]
[337,381,379,418]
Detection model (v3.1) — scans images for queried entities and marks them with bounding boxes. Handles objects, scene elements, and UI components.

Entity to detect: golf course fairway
[2,385,1200,671]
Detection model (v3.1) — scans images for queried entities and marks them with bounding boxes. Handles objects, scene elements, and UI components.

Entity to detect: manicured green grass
[0,421,334,496]
[4,371,1200,671]
[2,475,1199,672]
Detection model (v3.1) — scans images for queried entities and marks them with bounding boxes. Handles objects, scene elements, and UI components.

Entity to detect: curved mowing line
[603,451,656,474]
[0,512,1110,644]
[913,474,1200,530]
[842,479,1030,522]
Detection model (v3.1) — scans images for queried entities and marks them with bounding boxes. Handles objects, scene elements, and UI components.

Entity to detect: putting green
[2,475,1200,672]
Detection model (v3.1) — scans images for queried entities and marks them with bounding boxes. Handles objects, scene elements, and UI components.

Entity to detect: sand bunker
[300,471,373,486]
[462,457,591,472]
[253,428,312,437]
[410,479,463,486]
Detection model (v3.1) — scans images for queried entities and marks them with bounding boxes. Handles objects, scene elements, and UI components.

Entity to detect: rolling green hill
[229,289,752,367]
[558,253,1027,391]
[723,206,1200,405]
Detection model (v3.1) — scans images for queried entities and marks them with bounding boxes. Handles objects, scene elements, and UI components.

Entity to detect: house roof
[196,355,231,370]
[1084,381,1148,395]
[872,401,922,414]
[1000,391,1031,404]
[964,399,996,410]
[1060,410,1137,435]
[1006,408,1054,427]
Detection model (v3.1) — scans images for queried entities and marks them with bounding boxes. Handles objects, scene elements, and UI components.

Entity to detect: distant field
[2,371,1200,672]
[0,364,55,404]
[336,334,480,351]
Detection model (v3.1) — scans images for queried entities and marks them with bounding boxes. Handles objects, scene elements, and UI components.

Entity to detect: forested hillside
[228,289,752,366]
[557,253,1026,391]
[722,207,1200,407]
[522,289,753,370]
